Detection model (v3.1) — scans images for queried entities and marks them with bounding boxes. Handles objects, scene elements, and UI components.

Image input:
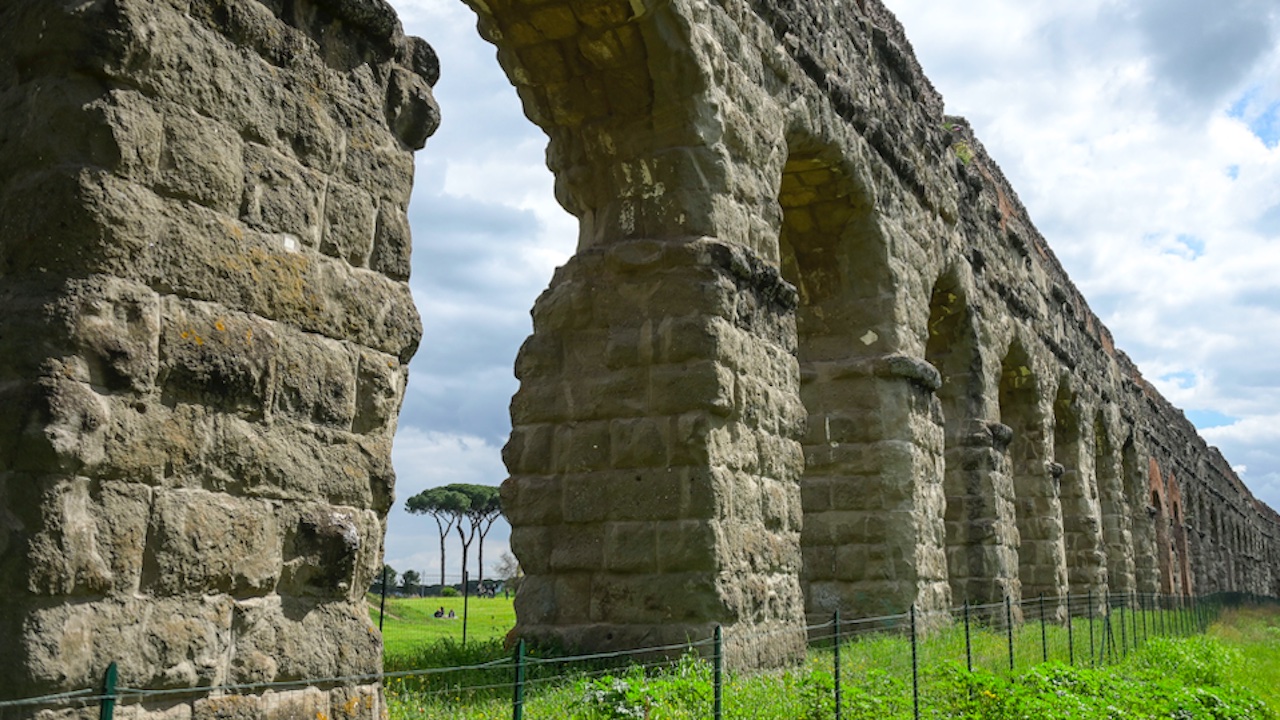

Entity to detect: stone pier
[0,0,436,715]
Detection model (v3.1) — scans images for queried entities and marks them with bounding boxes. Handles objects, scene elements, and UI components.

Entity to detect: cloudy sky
[381,0,1280,583]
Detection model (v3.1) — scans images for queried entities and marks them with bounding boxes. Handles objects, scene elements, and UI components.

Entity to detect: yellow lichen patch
[219,216,246,241]
[214,319,226,332]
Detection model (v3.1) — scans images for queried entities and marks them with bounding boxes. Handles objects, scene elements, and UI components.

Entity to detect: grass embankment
[377,602,1280,719]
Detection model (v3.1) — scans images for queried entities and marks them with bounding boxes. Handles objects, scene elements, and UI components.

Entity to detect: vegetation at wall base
[381,604,1280,720]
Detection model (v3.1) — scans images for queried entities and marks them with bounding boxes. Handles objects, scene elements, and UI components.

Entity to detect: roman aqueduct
[1,0,1277,715]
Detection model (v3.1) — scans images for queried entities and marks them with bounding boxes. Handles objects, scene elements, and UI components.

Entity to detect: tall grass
[382,603,1279,719]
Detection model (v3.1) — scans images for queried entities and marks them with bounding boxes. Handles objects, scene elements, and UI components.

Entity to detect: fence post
[1066,593,1074,666]
[99,662,118,720]
[834,610,842,720]
[1038,595,1047,664]
[512,639,525,720]
[911,604,920,720]
[1119,597,1127,658]
[1088,590,1095,666]
[379,566,389,634]
[714,624,723,720]
[1131,593,1139,650]
[963,600,972,674]
[462,569,470,647]
[1005,595,1014,674]
[829,607,839,717]
[1139,593,1146,646]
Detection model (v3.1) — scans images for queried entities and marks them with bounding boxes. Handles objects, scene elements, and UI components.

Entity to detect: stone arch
[1000,339,1063,602]
[1148,464,1174,594]
[492,0,813,666]
[779,137,946,620]
[925,270,1007,605]
[1128,444,1159,593]
[1055,381,1104,598]
[1095,414,1133,594]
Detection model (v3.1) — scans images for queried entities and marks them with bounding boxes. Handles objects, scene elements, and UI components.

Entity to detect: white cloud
[886,0,1280,510]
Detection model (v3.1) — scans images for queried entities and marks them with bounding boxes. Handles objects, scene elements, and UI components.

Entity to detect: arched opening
[999,341,1062,601]
[1055,383,1104,597]
[1095,415,1132,594]
[1152,485,1174,594]
[925,277,997,605]
[779,143,940,620]
[1129,448,1158,593]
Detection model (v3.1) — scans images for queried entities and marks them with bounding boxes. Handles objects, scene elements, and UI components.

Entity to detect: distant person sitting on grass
[433,607,444,618]
[447,609,456,619]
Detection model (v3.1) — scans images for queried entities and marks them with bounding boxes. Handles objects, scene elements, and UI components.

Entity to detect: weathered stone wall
[493,0,1280,666]
[3,0,1277,703]
[0,0,436,715]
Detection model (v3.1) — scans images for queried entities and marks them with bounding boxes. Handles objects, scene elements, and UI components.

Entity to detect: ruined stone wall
[0,0,436,715]
[3,0,1276,703]
[493,0,1280,666]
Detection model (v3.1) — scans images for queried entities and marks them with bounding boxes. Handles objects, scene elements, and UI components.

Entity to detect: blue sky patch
[1186,409,1237,430]
[1161,370,1198,389]
[1226,164,1240,180]
[1227,88,1280,148]
[1175,234,1205,258]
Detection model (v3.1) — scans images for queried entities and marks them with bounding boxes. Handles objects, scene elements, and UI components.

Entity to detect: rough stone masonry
[0,0,437,716]
[2,0,1279,715]
[492,0,1280,667]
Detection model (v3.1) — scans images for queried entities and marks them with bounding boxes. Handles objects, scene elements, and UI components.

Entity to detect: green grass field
[376,601,1280,719]
[369,593,517,658]
[1209,605,1280,711]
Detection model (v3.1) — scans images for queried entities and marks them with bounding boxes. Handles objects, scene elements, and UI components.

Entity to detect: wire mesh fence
[2,591,1273,719]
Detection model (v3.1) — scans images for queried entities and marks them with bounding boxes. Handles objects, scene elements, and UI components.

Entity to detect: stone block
[553,421,611,472]
[384,65,441,150]
[156,110,243,213]
[341,125,415,204]
[510,526,554,574]
[589,572,721,624]
[655,519,718,572]
[604,521,657,573]
[228,596,381,684]
[271,334,358,429]
[548,524,604,571]
[146,489,280,597]
[509,381,567,425]
[512,574,556,624]
[263,686,330,720]
[322,180,376,265]
[648,361,735,417]
[500,475,562,526]
[352,350,406,435]
[503,423,554,475]
[278,504,378,600]
[62,276,161,393]
[552,573,593,623]
[328,685,381,720]
[21,476,150,597]
[239,143,323,246]
[22,596,235,693]
[369,201,412,281]
[608,417,666,469]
